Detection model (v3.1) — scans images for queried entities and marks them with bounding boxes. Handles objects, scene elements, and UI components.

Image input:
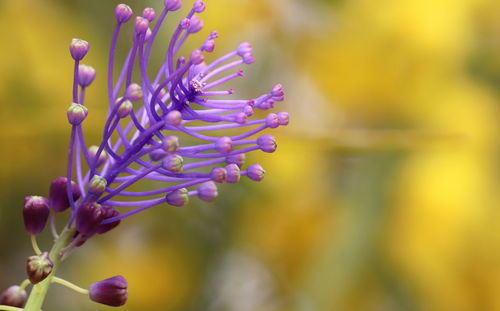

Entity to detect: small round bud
[190,49,204,65]
[163,154,184,172]
[88,145,108,167]
[145,28,153,41]
[150,149,167,162]
[96,205,121,234]
[135,16,149,35]
[243,105,254,116]
[197,182,217,202]
[23,196,50,235]
[78,64,96,87]
[165,0,182,11]
[26,252,53,284]
[210,167,227,183]
[247,164,265,182]
[142,7,156,22]
[277,112,289,126]
[70,38,89,61]
[76,202,104,236]
[256,100,274,110]
[115,4,133,23]
[0,286,27,308]
[188,15,203,34]
[89,276,128,307]
[193,0,206,13]
[271,84,284,98]
[226,164,241,183]
[67,103,88,125]
[162,136,180,153]
[226,153,245,168]
[257,135,277,153]
[237,42,255,64]
[165,110,182,126]
[89,175,107,194]
[166,188,189,207]
[125,83,143,101]
[180,18,190,29]
[117,100,133,118]
[215,137,233,154]
[234,112,248,124]
[265,113,280,128]
[202,39,215,52]
[49,177,82,212]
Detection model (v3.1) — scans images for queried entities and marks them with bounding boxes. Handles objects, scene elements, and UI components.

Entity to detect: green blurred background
[1,0,500,310]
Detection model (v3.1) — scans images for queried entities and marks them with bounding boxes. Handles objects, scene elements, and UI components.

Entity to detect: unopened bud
[26,252,53,284]
[165,110,182,126]
[115,4,133,23]
[70,38,89,61]
[67,103,88,125]
[88,146,108,167]
[166,188,189,207]
[226,164,241,183]
[88,175,107,194]
[78,64,96,87]
[277,112,289,126]
[257,135,277,153]
[0,286,27,308]
[246,164,265,182]
[194,0,206,13]
[188,15,203,34]
[76,202,104,236]
[89,276,128,307]
[190,49,204,65]
[265,113,280,128]
[163,154,183,173]
[23,196,50,235]
[96,205,121,234]
[135,16,149,34]
[117,100,133,118]
[210,167,227,183]
[165,0,182,11]
[142,7,156,22]
[162,136,180,153]
[125,83,143,101]
[226,153,245,168]
[49,177,81,212]
[197,182,217,202]
[215,136,232,154]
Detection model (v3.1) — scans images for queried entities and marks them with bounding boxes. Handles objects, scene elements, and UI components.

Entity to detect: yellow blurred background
[1,0,499,310]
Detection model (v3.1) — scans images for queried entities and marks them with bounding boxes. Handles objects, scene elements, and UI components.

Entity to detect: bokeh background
[1,0,500,310]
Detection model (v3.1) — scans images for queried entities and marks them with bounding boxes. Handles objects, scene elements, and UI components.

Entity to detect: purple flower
[23,196,50,234]
[49,177,81,212]
[89,276,128,307]
[60,0,288,236]
[0,286,27,308]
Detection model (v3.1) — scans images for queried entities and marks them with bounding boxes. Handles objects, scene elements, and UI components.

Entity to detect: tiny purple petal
[96,206,121,234]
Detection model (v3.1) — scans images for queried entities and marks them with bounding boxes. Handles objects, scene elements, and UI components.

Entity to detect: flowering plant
[0,0,287,310]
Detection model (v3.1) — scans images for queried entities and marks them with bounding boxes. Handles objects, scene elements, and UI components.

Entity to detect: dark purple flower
[89,276,128,307]
[23,196,50,234]
[96,205,121,234]
[49,177,81,212]
[0,286,27,308]
[76,202,104,235]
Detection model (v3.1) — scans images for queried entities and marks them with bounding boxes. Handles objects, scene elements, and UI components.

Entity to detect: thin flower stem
[18,279,31,293]
[50,211,59,240]
[0,305,24,311]
[30,235,42,256]
[52,277,89,295]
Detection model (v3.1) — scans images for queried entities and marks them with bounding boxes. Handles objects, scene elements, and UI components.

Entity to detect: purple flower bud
[197,182,217,202]
[67,103,88,125]
[117,100,133,118]
[165,110,182,126]
[145,28,153,41]
[271,84,284,98]
[23,196,50,235]
[215,136,233,154]
[265,113,280,129]
[237,42,255,64]
[190,49,204,65]
[247,164,265,182]
[226,164,241,183]
[125,83,143,101]
[162,136,180,153]
[26,252,53,284]
[0,286,27,308]
[49,177,81,212]
[115,4,133,23]
[165,0,182,11]
[226,153,246,168]
[277,112,289,126]
[166,188,189,207]
[243,105,254,116]
[135,16,149,35]
[163,154,184,172]
[142,8,156,22]
[78,64,96,87]
[88,145,108,167]
[210,167,227,183]
[150,149,167,162]
[257,134,277,153]
[180,18,191,29]
[188,15,203,34]
[70,38,89,61]
[89,276,128,307]
[193,0,206,13]
[202,39,215,52]
[76,202,105,235]
[96,205,121,234]
[88,175,107,194]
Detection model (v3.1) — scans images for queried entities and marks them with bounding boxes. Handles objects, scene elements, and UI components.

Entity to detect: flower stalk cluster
[0,0,287,310]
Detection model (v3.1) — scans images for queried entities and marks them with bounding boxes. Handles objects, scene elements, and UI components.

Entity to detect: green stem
[23,226,76,311]
[52,277,88,295]
[0,305,24,311]
[30,235,41,256]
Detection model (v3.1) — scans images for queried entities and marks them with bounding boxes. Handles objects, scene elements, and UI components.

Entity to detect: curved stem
[30,235,42,256]
[0,305,24,311]
[24,226,77,311]
[52,277,88,295]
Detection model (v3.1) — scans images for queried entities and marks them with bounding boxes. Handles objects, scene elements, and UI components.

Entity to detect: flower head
[23,196,50,234]
[89,276,128,307]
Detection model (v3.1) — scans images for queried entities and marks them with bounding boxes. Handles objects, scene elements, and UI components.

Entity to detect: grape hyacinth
[1,1,288,310]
